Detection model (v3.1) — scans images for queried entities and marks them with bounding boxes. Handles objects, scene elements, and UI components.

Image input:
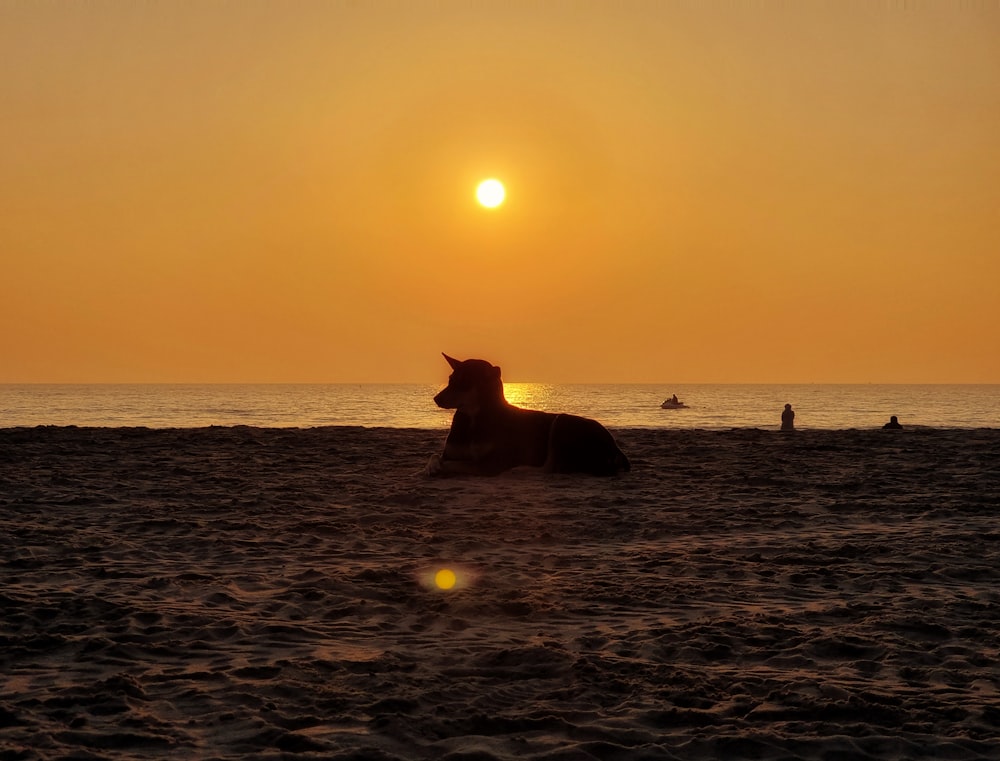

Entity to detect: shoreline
[3,422,997,432]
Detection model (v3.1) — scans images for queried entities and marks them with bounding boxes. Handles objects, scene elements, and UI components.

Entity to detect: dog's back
[546,413,631,476]
[428,354,630,477]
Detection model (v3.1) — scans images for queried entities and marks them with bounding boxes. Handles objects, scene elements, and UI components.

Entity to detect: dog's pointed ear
[442,353,462,370]
[493,365,502,379]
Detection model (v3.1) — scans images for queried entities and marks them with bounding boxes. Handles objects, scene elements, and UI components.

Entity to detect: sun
[476,179,505,209]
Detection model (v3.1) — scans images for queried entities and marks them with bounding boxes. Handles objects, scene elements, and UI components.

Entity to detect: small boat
[661,399,688,409]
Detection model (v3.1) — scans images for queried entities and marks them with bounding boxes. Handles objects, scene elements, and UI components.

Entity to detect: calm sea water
[1,384,997,430]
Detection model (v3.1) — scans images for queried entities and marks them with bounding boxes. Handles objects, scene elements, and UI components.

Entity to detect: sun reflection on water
[503,383,555,410]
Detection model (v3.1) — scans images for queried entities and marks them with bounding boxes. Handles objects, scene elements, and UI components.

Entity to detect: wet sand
[2,426,999,760]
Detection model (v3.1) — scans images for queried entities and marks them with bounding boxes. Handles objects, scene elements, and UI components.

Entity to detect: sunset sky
[2,2,998,384]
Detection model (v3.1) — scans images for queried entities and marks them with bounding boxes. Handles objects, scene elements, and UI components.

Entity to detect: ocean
[1,384,997,430]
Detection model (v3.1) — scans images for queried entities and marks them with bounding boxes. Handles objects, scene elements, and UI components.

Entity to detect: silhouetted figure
[883,415,903,429]
[781,403,795,431]
[427,354,630,476]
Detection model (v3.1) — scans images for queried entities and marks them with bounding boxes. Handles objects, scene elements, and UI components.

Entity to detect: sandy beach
[2,425,999,760]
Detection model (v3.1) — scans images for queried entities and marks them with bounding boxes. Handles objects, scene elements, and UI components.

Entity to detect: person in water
[883,415,903,429]
[781,403,795,431]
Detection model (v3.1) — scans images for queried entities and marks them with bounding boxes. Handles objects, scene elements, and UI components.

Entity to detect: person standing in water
[781,403,795,431]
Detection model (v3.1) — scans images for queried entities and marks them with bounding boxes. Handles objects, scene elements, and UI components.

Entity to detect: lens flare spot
[435,568,457,590]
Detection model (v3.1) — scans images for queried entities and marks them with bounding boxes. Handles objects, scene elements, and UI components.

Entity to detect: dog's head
[433,353,504,413]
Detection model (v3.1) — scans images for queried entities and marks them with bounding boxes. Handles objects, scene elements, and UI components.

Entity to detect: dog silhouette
[426,354,630,477]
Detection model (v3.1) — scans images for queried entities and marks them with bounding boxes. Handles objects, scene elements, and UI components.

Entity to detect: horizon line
[2,381,998,387]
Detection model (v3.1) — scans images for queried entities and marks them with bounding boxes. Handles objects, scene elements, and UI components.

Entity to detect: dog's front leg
[425,453,446,477]
[425,452,506,477]
[425,455,488,477]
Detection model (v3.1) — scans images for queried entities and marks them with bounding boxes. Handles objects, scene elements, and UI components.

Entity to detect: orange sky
[2,3,998,383]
